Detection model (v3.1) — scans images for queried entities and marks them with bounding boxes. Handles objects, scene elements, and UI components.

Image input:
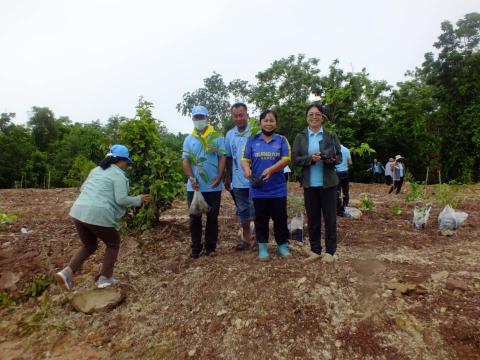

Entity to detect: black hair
[305,101,326,117]
[99,156,128,170]
[259,109,278,122]
[230,102,248,112]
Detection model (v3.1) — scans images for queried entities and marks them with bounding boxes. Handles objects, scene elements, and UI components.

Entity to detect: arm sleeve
[281,136,291,160]
[182,137,191,159]
[292,134,312,167]
[113,175,142,208]
[334,135,342,165]
[225,132,232,157]
[241,137,252,162]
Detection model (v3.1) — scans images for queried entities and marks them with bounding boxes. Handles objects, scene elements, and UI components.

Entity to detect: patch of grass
[0,291,15,309]
[19,274,52,301]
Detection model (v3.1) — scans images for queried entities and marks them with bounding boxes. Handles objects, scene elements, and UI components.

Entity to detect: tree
[27,107,58,153]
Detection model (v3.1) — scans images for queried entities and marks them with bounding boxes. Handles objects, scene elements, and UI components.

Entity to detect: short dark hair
[99,156,128,170]
[230,102,248,112]
[259,109,277,122]
[305,101,326,117]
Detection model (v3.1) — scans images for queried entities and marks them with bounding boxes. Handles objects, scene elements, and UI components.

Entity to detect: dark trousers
[252,197,288,245]
[373,173,383,183]
[187,191,222,255]
[69,219,120,278]
[389,177,404,194]
[336,171,349,213]
[304,186,337,255]
[385,175,393,186]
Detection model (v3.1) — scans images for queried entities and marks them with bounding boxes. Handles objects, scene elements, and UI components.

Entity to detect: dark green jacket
[292,128,342,189]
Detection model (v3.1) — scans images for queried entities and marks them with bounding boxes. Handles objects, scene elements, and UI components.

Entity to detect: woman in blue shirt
[56,145,151,290]
[241,110,291,260]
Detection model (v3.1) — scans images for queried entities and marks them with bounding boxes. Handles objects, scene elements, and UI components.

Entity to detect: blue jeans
[232,187,255,224]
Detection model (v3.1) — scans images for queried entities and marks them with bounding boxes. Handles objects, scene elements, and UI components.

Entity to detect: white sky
[1,0,478,134]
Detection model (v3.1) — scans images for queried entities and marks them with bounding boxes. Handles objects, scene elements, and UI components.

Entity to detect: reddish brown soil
[0,183,479,359]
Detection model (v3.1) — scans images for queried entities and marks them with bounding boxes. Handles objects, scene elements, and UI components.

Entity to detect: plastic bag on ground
[189,190,210,216]
[413,205,431,229]
[437,205,468,230]
[290,214,304,242]
[344,207,362,219]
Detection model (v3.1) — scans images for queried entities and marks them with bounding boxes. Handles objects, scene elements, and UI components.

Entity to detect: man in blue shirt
[335,144,352,216]
[225,103,255,250]
[182,105,226,258]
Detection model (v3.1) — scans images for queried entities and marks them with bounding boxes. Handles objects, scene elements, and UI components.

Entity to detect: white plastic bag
[437,205,468,230]
[344,207,362,219]
[189,190,210,216]
[290,214,304,242]
[413,205,431,229]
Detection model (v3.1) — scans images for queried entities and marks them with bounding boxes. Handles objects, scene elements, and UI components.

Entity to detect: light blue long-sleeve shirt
[69,165,141,230]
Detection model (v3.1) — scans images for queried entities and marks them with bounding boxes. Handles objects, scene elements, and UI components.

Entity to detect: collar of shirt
[233,125,250,136]
[192,124,215,138]
[308,126,324,136]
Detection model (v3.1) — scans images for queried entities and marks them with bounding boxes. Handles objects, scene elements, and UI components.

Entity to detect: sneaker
[190,252,200,259]
[205,249,216,256]
[96,276,120,289]
[55,267,73,291]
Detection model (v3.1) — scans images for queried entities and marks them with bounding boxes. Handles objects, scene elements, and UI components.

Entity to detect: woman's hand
[189,177,199,191]
[311,152,322,163]
[141,194,152,204]
[211,176,222,188]
[262,167,273,182]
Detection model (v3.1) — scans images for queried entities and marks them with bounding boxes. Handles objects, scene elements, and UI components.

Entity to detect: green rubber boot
[258,243,269,260]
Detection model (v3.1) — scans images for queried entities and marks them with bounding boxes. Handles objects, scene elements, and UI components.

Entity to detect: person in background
[292,102,342,259]
[241,109,291,260]
[182,105,226,259]
[384,157,394,185]
[389,155,405,194]
[56,145,151,290]
[335,144,352,216]
[371,158,384,183]
[225,103,255,251]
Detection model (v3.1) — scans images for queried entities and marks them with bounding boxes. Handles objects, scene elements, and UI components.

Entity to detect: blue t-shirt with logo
[241,133,291,198]
[335,145,351,172]
[182,125,226,192]
[225,125,251,189]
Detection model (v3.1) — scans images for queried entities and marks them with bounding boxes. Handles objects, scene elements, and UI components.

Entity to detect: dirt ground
[0,182,479,360]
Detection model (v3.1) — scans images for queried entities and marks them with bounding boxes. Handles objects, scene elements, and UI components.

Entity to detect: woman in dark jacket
[292,102,342,258]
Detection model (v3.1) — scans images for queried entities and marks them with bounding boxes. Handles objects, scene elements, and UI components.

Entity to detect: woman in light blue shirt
[56,145,151,290]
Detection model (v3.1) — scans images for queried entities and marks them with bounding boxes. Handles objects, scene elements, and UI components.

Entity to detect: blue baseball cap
[109,144,133,165]
[191,105,209,117]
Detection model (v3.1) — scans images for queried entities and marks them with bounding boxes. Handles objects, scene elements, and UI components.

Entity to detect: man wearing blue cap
[182,105,226,258]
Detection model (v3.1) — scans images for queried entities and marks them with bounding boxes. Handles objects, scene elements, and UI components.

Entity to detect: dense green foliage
[178,13,480,183]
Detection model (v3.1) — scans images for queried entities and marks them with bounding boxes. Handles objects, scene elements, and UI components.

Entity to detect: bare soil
[0,183,479,359]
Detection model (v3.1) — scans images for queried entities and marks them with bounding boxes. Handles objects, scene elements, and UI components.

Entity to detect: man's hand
[210,176,222,188]
[190,177,199,191]
[243,167,252,179]
[224,178,232,191]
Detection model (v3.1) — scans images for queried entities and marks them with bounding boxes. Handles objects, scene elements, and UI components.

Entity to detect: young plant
[435,183,459,208]
[359,195,374,210]
[405,182,424,203]
[391,204,404,215]
[0,213,17,224]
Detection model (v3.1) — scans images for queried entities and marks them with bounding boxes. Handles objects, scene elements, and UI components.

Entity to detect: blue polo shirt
[308,127,324,187]
[182,125,226,192]
[242,133,291,198]
[335,145,351,172]
[225,125,251,189]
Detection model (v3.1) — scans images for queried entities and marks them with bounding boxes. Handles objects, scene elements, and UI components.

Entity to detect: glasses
[308,112,323,118]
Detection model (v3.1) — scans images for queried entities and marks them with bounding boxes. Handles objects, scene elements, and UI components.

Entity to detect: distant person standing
[335,144,352,216]
[182,105,226,258]
[384,157,394,185]
[371,158,384,183]
[389,155,405,194]
[225,102,255,251]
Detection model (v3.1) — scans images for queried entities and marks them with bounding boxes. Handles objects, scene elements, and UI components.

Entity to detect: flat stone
[431,271,449,282]
[0,271,20,291]
[71,288,124,314]
[446,277,469,291]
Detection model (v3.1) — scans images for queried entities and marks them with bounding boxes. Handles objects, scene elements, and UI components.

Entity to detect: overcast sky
[1,0,478,134]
